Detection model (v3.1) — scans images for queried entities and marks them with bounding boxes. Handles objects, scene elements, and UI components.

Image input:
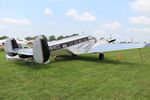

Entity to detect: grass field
[0,48,150,100]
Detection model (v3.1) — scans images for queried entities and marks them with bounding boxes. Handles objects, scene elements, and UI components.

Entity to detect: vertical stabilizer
[33,36,50,64]
[4,38,19,56]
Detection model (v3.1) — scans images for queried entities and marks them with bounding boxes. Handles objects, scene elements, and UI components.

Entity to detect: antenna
[139,48,143,64]
[131,37,133,43]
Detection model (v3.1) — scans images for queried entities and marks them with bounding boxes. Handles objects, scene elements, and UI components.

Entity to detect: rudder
[33,35,50,64]
[4,38,19,56]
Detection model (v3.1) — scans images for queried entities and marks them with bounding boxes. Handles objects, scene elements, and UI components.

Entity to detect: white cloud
[128,28,141,33]
[129,28,150,33]
[103,22,121,30]
[44,8,53,16]
[65,9,96,22]
[129,16,150,25]
[129,0,150,14]
[142,28,150,33]
[0,18,31,25]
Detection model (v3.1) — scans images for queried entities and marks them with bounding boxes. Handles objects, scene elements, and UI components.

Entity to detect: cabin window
[68,42,74,46]
[56,45,61,49]
[79,39,84,43]
[62,44,68,48]
[74,40,79,45]
[52,46,56,50]
[49,46,54,50]
[52,45,59,50]
[83,37,88,42]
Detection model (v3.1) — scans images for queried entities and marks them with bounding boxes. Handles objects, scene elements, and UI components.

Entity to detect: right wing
[88,42,147,53]
[145,43,150,47]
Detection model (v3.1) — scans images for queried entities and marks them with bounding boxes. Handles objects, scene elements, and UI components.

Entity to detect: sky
[0,0,150,42]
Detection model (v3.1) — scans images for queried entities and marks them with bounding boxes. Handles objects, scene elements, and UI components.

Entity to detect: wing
[88,43,147,53]
[18,48,33,55]
[145,43,150,47]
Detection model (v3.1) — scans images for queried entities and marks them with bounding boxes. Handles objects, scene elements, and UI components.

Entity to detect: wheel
[99,53,104,60]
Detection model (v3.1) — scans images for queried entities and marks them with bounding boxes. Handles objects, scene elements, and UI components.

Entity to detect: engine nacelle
[4,38,19,57]
[33,35,50,64]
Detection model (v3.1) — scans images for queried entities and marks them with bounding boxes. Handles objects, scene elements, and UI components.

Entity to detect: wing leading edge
[88,43,147,53]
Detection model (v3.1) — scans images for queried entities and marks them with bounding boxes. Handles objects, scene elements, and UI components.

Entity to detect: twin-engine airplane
[4,35,149,64]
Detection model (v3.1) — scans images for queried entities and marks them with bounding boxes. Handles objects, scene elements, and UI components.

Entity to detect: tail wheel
[99,53,104,60]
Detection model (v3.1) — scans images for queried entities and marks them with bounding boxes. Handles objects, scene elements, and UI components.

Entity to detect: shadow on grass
[13,61,50,70]
[51,55,141,66]
[11,54,145,70]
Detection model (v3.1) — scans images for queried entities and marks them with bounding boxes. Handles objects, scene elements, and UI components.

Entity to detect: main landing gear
[99,53,104,60]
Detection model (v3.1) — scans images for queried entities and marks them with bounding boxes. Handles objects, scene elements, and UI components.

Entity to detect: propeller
[108,39,116,43]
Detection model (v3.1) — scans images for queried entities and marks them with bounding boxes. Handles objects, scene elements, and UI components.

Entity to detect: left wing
[88,42,147,53]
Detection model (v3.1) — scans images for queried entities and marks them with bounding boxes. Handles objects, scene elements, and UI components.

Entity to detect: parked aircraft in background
[4,35,149,64]
[0,39,7,46]
[0,38,30,48]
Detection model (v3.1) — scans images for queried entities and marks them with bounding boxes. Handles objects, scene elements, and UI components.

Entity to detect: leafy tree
[57,36,64,40]
[70,33,79,37]
[49,35,56,41]
[25,37,34,41]
[64,33,79,38]
[48,33,79,41]
[41,35,48,41]
[0,36,8,40]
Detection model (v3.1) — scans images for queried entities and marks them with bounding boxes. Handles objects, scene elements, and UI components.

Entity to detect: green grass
[0,48,150,100]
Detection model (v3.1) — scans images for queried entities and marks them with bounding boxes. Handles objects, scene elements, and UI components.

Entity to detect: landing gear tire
[99,53,104,60]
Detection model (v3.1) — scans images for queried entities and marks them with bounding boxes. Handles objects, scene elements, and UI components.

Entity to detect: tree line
[0,34,79,41]
[24,33,79,41]
[0,36,8,40]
